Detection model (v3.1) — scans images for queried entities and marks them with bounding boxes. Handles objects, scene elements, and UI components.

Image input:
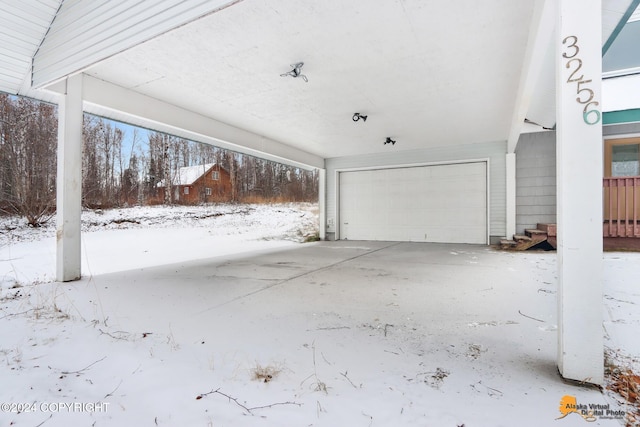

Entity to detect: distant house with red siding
[157,164,232,204]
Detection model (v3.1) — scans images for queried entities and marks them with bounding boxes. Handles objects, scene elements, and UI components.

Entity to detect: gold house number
[562,35,601,125]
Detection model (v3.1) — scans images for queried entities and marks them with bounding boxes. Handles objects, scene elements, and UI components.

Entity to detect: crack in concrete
[196,242,402,313]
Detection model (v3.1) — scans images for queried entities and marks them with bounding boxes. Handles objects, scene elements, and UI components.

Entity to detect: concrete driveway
[46,241,638,426]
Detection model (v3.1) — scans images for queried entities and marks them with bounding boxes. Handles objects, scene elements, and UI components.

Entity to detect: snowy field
[1,203,319,283]
[0,203,639,427]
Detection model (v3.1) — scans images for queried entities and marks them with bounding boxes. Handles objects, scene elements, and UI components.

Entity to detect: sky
[97,115,153,165]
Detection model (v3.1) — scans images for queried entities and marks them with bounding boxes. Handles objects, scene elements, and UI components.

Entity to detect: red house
[157,164,232,204]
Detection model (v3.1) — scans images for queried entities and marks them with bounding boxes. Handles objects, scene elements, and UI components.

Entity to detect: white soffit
[0,0,61,95]
[32,0,243,89]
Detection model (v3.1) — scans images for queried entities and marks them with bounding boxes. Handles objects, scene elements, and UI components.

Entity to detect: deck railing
[603,176,640,237]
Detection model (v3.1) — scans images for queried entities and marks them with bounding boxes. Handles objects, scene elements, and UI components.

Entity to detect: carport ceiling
[84,0,534,159]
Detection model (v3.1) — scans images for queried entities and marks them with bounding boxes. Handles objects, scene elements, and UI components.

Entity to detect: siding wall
[514,122,640,234]
[515,131,557,233]
[324,141,507,243]
[181,168,232,204]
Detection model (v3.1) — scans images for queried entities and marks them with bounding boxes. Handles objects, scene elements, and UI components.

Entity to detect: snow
[0,203,639,426]
[1,203,318,281]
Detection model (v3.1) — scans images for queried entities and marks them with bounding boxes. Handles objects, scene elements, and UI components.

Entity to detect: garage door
[339,162,487,243]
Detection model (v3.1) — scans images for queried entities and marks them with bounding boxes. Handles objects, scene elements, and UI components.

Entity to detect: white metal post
[506,153,516,239]
[318,168,326,240]
[56,74,84,282]
[556,0,603,384]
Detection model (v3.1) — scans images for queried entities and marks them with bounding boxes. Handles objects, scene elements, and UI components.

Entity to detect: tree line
[0,94,319,226]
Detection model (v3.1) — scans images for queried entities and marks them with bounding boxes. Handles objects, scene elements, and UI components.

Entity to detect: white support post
[556,0,603,384]
[506,153,516,239]
[56,74,84,282]
[318,168,326,240]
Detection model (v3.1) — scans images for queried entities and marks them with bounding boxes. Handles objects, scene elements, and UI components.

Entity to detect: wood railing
[603,176,640,237]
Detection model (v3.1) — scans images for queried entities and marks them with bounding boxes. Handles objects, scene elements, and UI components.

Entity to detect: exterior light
[280,62,308,82]
[352,113,368,122]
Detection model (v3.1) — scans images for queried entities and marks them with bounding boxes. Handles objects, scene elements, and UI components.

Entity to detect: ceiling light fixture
[384,137,396,145]
[352,112,368,122]
[280,62,308,82]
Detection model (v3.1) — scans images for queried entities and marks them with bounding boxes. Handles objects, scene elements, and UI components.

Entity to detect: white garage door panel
[339,162,487,243]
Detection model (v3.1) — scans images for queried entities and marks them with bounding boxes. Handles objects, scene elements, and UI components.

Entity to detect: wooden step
[513,234,532,242]
[500,239,518,249]
[513,234,538,251]
[525,228,547,239]
[537,223,557,237]
[507,232,550,251]
[501,225,557,251]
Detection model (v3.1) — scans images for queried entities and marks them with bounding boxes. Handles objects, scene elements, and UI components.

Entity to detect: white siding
[0,0,61,94]
[32,0,239,88]
[515,132,556,233]
[325,141,507,242]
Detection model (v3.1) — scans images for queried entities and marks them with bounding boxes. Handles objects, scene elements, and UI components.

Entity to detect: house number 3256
[562,35,601,125]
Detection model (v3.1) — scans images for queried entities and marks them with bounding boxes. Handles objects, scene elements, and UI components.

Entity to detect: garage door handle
[343,222,348,224]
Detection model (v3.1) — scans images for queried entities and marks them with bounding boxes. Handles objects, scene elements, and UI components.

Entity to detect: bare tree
[1,94,320,225]
[227,151,238,202]
[0,95,57,226]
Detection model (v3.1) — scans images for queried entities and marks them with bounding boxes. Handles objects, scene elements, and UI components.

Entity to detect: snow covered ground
[0,203,639,427]
[1,203,319,283]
